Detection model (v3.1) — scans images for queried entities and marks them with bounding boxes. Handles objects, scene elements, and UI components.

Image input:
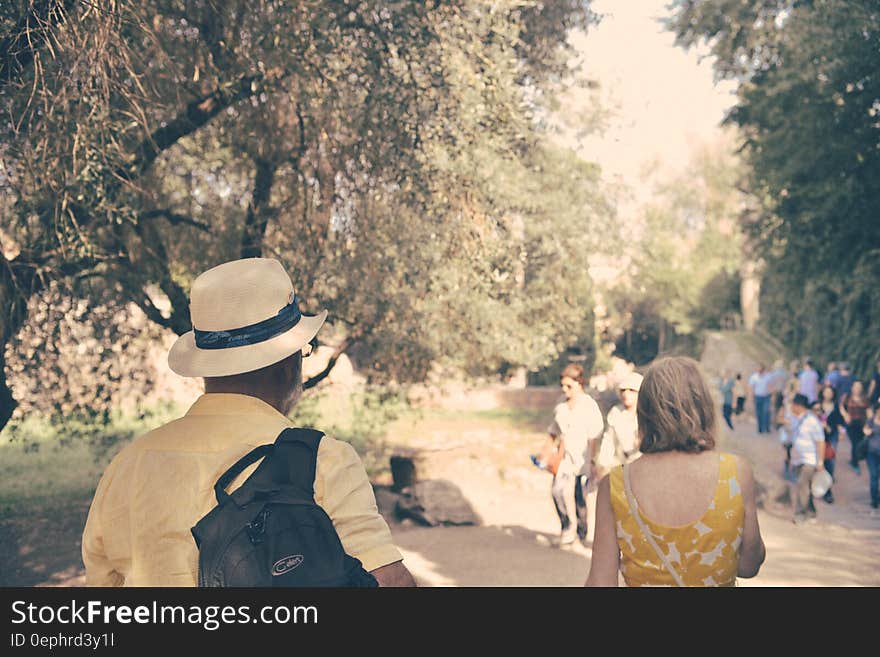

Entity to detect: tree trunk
[0,351,15,430]
[240,157,278,259]
[0,254,31,431]
[741,259,763,332]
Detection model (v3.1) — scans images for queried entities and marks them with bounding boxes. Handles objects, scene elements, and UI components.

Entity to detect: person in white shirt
[546,363,604,547]
[597,372,643,475]
[785,393,826,525]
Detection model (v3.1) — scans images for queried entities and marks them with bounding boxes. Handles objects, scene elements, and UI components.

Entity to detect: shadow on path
[0,499,89,586]
[391,523,590,587]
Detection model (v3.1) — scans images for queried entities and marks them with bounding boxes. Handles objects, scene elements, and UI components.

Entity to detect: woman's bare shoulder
[729,453,756,486]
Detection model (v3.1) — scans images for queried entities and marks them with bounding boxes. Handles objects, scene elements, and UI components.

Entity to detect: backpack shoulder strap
[271,427,325,500]
[213,427,325,508]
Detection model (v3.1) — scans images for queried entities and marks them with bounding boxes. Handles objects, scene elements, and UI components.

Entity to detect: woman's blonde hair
[637,356,717,454]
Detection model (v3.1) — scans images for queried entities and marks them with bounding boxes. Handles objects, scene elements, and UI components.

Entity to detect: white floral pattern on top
[611,453,745,587]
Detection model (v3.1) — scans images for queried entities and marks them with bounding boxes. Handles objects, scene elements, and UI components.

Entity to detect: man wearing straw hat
[82,258,415,586]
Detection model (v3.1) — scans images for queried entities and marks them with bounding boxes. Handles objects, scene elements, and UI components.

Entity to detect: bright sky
[561,0,738,197]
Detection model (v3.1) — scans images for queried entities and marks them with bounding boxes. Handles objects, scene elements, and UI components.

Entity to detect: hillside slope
[700,330,787,379]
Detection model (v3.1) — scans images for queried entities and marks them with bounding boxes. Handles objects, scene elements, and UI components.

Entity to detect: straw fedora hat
[168,258,327,378]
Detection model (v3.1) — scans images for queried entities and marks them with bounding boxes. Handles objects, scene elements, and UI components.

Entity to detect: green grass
[0,393,544,518]
[0,436,112,514]
[0,403,184,517]
[402,406,546,427]
[0,390,402,515]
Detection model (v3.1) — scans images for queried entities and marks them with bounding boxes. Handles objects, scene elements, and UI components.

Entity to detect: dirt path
[0,502,89,587]
[386,412,880,587]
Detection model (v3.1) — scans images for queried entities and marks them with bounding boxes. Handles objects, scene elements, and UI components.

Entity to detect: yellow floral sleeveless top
[609,452,744,587]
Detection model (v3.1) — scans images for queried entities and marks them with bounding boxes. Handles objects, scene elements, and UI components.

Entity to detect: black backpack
[191,428,378,587]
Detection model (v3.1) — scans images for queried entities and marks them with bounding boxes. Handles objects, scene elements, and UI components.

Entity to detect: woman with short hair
[585,356,766,586]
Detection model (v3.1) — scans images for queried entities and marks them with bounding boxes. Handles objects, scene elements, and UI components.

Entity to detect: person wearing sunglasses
[545,363,605,548]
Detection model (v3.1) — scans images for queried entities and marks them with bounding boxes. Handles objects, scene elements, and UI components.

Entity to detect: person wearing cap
[784,393,825,525]
[599,371,644,473]
[82,258,415,586]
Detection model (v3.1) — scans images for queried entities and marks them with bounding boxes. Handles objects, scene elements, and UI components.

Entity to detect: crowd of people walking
[719,358,880,519]
[80,257,870,588]
[535,356,766,586]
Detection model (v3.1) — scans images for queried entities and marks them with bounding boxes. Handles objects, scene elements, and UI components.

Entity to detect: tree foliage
[0,1,610,429]
[602,138,746,364]
[668,0,880,376]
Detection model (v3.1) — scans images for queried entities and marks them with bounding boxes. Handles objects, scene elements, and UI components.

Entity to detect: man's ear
[284,351,303,386]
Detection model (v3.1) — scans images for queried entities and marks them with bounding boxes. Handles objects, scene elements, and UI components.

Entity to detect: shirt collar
[184,393,290,422]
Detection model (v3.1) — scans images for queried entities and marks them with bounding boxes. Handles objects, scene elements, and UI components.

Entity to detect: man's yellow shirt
[82,393,402,586]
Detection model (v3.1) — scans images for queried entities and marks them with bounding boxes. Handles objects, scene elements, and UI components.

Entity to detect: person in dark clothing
[836,363,855,398]
[719,371,735,430]
[815,384,845,504]
[841,380,870,474]
[734,373,747,416]
[864,404,880,509]
[867,360,880,407]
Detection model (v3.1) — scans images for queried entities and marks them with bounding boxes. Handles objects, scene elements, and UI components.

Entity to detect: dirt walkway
[387,412,880,587]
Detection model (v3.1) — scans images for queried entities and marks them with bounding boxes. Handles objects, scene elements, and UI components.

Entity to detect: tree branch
[126,220,192,335]
[304,336,356,390]
[120,67,288,181]
[129,285,175,331]
[240,157,278,259]
[140,209,211,233]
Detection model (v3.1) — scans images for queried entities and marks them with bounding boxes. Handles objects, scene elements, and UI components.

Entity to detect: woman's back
[585,356,765,588]
[609,451,744,587]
